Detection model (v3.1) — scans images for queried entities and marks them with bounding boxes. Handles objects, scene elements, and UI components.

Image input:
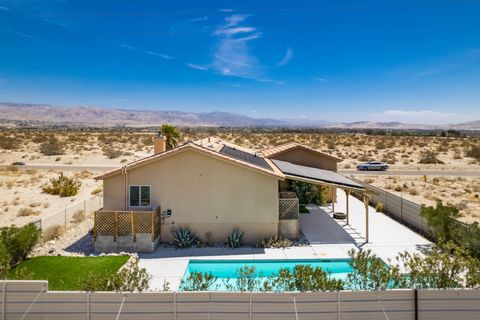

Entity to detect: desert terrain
[0,129,479,227]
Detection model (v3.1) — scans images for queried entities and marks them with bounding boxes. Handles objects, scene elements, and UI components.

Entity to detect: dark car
[357,161,388,171]
[11,161,25,166]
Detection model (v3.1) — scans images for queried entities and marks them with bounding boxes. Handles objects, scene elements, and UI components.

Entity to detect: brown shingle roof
[262,142,342,162]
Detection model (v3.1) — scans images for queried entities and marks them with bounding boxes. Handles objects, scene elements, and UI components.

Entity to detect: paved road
[2,163,480,177]
[340,169,480,177]
[2,163,120,172]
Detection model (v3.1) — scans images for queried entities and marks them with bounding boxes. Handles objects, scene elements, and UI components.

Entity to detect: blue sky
[0,0,479,124]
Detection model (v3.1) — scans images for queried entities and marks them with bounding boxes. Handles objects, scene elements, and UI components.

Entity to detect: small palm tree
[160,124,180,150]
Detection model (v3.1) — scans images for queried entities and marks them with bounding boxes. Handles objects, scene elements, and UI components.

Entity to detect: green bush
[77,258,150,292]
[225,228,244,248]
[180,272,218,291]
[42,173,81,197]
[347,249,402,290]
[39,136,64,156]
[172,227,198,248]
[273,265,344,292]
[0,223,40,267]
[420,201,461,243]
[0,242,11,279]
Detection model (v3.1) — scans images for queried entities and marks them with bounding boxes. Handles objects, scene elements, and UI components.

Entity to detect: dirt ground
[354,175,480,224]
[0,129,479,226]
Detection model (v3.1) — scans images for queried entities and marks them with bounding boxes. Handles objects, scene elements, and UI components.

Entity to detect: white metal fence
[350,178,431,234]
[1,281,480,320]
[29,195,103,243]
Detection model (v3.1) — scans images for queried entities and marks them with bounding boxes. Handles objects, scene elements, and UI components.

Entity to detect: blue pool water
[180,259,353,291]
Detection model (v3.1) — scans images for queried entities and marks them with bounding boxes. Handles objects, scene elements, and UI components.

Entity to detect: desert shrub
[225,228,244,248]
[91,186,103,195]
[0,135,18,150]
[42,173,81,197]
[347,249,402,290]
[172,227,198,248]
[180,272,218,291]
[0,223,40,267]
[273,265,344,292]
[17,208,40,217]
[375,203,384,212]
[72,210,86,223]
[261,236,292,248]
[466,145,480,161]
[47,225,65,239]
[420,202,461,243]
[418,150,444,164]
[77,258,150,292]
[102,147,122,159]
[39,136,64,156]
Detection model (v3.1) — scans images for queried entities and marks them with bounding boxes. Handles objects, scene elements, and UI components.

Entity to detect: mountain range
[0,102,479,130]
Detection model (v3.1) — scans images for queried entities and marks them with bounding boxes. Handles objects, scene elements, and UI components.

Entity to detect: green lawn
[8,255,129,290]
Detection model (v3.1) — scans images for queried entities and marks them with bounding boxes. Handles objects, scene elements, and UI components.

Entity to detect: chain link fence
[29,194,103,243]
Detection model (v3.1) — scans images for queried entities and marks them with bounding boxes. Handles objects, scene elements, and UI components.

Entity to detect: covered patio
[273,159,373,242]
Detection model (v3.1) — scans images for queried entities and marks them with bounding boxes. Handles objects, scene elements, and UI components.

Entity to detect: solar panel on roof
[219,145,272,171]
[272,159,363,189]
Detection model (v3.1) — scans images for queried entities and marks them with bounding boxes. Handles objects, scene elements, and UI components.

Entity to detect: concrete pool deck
[139,191,431,291]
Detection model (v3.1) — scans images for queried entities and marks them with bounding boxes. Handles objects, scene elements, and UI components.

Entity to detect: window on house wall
[129,185,150,207]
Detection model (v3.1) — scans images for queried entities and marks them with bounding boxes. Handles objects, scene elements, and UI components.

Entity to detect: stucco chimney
[153,133,166,154]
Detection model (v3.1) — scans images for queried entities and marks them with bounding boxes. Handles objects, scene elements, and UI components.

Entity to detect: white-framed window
[129,185,151,207]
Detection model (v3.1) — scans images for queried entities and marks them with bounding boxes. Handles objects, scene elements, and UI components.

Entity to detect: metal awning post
[345,190,350,225]
[364,195,369,243]
[331,187,335,212]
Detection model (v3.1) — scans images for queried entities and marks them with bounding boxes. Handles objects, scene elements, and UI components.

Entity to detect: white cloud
[224,14,250,27]
[146,51,174,60]
[119,44,173,60]
[277,47,293,66]
[0,6,11,11]
[214,26,257,36]
[219,8,235,13]
[187,63,209,71]
[212,14,262,79]
[1,28,42,42]
[314,77,326,82]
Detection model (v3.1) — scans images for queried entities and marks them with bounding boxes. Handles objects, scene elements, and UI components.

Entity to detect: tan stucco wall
[102,148,280,243]
[270,147,338,172]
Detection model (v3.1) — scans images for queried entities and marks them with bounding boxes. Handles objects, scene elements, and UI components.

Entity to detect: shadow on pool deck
[300,205,364,245]
[139,246,266,259]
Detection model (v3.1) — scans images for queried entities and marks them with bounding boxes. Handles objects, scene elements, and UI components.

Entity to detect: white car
[357,161,389,171]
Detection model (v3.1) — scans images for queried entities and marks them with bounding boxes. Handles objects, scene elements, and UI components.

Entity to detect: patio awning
[272,159,364,190]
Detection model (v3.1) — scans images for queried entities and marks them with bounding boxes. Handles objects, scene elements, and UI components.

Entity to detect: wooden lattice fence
[94,209,161,241]
[278,192,299,220]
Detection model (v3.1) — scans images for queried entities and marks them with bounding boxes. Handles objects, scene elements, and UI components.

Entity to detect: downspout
[121,166,128,211]
[414,289,418,320]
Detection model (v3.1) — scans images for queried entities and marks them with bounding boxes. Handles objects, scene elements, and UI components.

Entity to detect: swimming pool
[180,259,353,291]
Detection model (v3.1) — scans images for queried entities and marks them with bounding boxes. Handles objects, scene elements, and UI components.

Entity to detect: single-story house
[94,135,364,252]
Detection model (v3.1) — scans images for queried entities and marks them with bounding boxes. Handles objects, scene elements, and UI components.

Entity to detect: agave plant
[226,228,244,248]
[172,227,197,248]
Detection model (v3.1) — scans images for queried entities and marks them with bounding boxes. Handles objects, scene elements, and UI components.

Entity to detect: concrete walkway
[139,190,431,291]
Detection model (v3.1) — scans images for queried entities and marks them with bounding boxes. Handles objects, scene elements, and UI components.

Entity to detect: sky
[0,0,479,124]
